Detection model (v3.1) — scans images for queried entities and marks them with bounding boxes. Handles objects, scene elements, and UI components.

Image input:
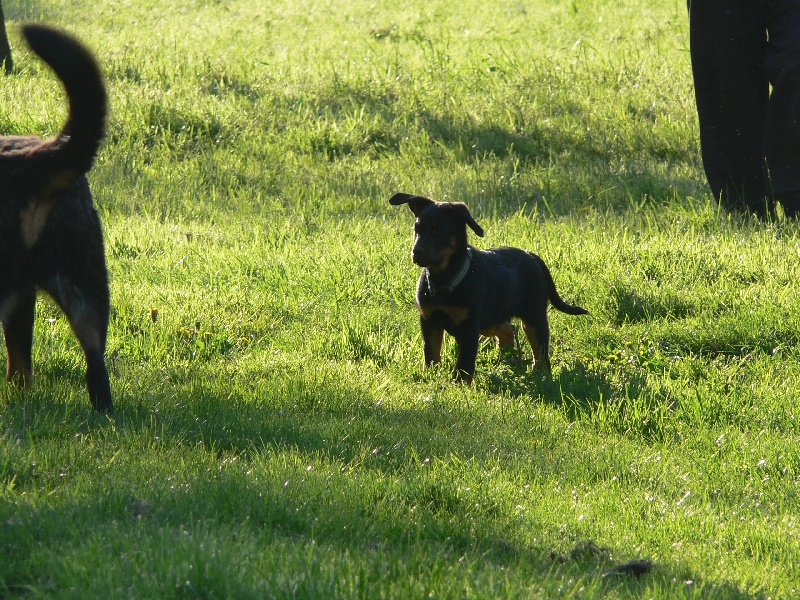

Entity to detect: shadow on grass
[0,497,760,599]
[609,283,697,326]
[299,81,701,216]
[0,364,764,598]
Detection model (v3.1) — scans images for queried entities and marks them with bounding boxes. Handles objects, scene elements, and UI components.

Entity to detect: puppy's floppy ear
[389,192,435,217]
[453,203,484,237]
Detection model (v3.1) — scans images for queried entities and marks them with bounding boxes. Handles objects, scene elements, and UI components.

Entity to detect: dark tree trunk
[0,1,12,74]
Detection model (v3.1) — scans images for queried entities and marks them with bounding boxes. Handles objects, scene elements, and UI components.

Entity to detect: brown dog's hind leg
[69,312,111,413]
[2,288,37,387]
[522,320,551,374]
[47,278,112,413]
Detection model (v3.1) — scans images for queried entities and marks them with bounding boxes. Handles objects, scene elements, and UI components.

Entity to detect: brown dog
[0,25,112,412]
[390,193,588,382]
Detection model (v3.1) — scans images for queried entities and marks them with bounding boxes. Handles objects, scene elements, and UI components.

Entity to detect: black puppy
[0,25,112,412]
[390,193,588,382]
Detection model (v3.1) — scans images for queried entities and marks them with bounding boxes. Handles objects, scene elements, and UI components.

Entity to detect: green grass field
[1,0,799,597]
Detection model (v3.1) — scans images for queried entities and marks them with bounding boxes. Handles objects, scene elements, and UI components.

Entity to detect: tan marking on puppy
[428,329,444,363]
[441,305,470,325]
[435,305,470,324]
[424,235,457,273]
[482,321,515,348]
[418,303,470,325]
[522,321,549,371]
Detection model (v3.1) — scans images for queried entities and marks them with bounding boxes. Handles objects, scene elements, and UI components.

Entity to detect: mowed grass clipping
[1,0,799,597]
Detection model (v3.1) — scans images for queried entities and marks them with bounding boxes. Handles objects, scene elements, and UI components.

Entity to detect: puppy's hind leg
[521,317,551,374]
[1,288,37,387]
[490,321,516,350]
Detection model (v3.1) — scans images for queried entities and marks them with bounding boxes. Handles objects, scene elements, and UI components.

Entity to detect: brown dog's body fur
[391,193,588,382]
[0,25,111,412]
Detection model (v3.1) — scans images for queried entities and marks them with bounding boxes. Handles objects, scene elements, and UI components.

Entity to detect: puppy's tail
[22,24,107,186]
[537,256,590,316]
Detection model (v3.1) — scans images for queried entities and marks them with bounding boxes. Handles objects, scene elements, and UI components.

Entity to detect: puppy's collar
[426,248,472,297]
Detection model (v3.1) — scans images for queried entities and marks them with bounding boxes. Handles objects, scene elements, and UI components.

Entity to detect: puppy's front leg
[453,330,480,383]
[420,317,444,365]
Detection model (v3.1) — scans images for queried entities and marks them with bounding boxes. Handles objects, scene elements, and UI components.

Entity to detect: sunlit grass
[0,0,798,597]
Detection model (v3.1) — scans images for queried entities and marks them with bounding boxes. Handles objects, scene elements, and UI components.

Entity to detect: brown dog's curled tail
[22,24,107,184]
[535,255,589,316]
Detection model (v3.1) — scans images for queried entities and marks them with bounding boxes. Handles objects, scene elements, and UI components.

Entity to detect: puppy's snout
[411,240,429,266]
